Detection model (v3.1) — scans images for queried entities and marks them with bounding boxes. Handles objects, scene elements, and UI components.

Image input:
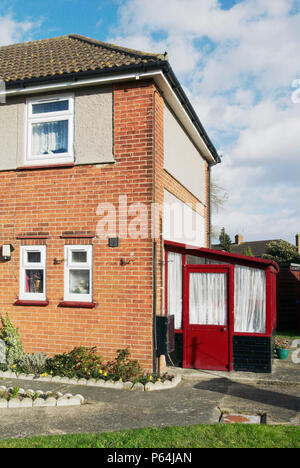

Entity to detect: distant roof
[212,239,283,258]
[0,34,166,84]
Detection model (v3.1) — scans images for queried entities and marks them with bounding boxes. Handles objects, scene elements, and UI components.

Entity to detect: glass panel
[27,251,41,263]
[186,255,206,265]
[234,266,266,333]
[167,252,182,329]
[71,251,87,263]
[25,270,44,293]
[69,270,90,295]
[189,273,227,325]
[32,100,69,114]
[31,120,68,156]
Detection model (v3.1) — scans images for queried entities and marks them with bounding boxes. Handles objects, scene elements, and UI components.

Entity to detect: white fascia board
[1,70,216,164]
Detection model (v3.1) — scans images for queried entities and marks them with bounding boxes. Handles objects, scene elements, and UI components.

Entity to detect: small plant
[105,348,143,382]
[16,352,48,376]
[46,346,103,379]
[274,337,291,349]
[0,315,25,367]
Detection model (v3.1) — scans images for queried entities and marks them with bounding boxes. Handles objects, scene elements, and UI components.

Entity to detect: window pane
[31,120,68,156]
[27,251,41,263]
[32,100,69,114]
[189,273,227,325]
[167,252,182,329]
[25,270,44,293]
[69,270,90,295]
[72,251,87,263]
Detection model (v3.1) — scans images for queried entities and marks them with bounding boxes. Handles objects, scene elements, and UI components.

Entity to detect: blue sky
[1,0,300,245]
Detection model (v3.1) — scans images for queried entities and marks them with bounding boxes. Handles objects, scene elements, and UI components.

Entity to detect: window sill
[14,300,49,307]
[17,163,75,171]
[58,301,97,309]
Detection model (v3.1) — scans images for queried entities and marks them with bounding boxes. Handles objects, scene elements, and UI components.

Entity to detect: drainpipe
[152,90,158,374]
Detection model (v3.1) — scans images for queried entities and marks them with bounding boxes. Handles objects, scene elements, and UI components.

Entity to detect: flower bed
[0,346,180,392]
[0,385,84,409]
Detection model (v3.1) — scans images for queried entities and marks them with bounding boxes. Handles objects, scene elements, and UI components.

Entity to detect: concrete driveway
[0,370,299,440]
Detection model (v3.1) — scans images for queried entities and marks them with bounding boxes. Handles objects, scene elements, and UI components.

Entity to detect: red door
[183,265,232,371]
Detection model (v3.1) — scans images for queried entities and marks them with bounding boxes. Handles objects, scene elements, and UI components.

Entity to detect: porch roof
[165,241,280,273]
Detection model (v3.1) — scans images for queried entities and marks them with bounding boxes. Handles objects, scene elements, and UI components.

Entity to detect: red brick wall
[0,78,210,371]
[0,80,157,370]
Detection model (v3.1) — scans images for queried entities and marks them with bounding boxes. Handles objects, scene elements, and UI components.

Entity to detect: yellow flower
[104,372,107,377]
[1,377,6,381]
[119,378,123,382]
[157,378,161,382]
[12,365,17,369]
[99,370,103,374]
[149,375,153,381]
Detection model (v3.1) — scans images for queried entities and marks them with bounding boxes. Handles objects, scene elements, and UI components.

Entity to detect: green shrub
[0,314,25,367]
[46,346,103,379]
[17,352,48,375]
[105,348,143,382]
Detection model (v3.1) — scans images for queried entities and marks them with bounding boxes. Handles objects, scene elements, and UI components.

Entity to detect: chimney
[235,234,244,245]
[296,234,300,254]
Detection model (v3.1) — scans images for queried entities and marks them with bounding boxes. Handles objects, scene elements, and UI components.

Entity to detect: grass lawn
[0,425,299,448]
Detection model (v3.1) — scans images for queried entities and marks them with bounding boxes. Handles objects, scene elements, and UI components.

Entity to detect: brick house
[0,35,220,372]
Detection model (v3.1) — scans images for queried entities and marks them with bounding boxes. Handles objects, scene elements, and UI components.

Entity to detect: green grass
[0,425,299,448]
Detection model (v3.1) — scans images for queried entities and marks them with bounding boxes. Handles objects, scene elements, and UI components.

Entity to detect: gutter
[2,61,220,166]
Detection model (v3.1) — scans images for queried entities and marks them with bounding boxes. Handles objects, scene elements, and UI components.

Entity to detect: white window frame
[20,246,46,301]
[64,245,93,303]
[26,94,74,166]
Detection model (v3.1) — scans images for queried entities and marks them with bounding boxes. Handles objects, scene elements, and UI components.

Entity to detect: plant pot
[276,348,290,360]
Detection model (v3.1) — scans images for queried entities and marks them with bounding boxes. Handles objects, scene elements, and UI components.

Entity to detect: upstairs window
[64,245,93,303]
[26,94,74,166]
[20,246,46,301]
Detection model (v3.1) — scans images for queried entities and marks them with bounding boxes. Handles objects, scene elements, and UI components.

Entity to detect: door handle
[220,328,227,332]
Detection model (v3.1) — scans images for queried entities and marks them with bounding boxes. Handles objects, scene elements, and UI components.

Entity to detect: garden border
[0,384,85,409]
[0,371,182,391]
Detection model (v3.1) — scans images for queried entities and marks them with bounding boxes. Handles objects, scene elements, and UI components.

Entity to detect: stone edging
[0,385,84,409]
[0,371,182,391]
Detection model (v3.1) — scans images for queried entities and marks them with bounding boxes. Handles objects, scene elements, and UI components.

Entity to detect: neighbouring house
[0,35,278,374]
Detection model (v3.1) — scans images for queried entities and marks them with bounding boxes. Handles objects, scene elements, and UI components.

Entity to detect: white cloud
[108,0,300,244]
[0,14,37,46]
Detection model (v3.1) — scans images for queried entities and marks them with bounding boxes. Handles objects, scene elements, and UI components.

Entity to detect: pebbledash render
[0,35,220,372]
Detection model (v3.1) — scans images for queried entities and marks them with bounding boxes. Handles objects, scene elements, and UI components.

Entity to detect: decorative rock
[67,378,79,385]
[33,398,47,407]
[77,378,88,385]
[74,394,85,404]
[112,381,125,390]
[144,382,156,391]
[87,379,98,386]
[2,371,16,379]
[124,381,134,390]
[44,397,57,407]
[8,398,20,408]
[20,398,33,408]
[95,380,106,387]
[0,399,8,408]
[26,390,35,398]
[18,374,35,381]
[51,376,64,383]
[132,382,144,392]
[57,396,81,407]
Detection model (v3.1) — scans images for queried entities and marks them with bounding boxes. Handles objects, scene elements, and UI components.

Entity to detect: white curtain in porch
[234,265,266,333]
[189,273,227,325]
[167,252,182,329]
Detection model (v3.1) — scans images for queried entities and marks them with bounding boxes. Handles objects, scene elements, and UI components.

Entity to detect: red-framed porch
[164,240,279,373]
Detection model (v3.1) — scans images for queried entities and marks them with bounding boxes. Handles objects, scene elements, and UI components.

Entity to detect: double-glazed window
[20,246,46,301]
[19,245,93,303]
[26,94,74,166]
[64,246,93,302]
